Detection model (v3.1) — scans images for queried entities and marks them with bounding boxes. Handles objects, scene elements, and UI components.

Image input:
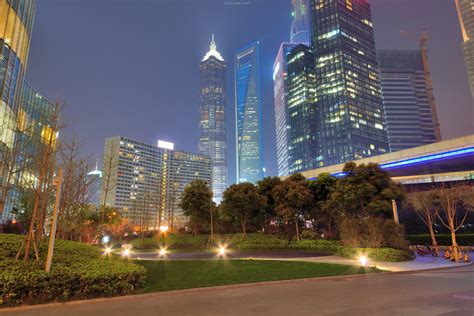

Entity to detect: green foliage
[256,177,282,226]
[308,173,338,232]
[0,234,146,306]
[300,229,318,240]
[406,234,474,246]
[221,183,266,235]
[337,247,415,262]
[325,162,406,219]
[179,180,214,233]
[339,217,409,249]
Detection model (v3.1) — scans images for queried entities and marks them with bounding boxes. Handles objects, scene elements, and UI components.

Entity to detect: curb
[1,262,472,313]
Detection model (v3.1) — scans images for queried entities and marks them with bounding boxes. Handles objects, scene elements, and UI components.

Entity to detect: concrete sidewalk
[256,253,473,272]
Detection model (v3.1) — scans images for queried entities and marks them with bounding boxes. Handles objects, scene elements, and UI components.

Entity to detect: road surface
[2,264,473,316]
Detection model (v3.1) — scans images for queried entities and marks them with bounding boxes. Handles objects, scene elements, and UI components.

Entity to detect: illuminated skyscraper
[235,42,263,183]
[286,44,319,173]
[290,0,311,43]
[378,50,440,151]
[310,0,389,166]
[101,137,211,230]
[273,43,299,176]
[455,0,474,98]
[199,35,227,203]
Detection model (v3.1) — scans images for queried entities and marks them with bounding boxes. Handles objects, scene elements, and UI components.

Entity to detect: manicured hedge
[406,234,474,246]
[0,234,146,306]
[337,247,415,262]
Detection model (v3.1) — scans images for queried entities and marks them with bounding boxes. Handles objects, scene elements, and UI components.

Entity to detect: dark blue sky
[26,0,473,183]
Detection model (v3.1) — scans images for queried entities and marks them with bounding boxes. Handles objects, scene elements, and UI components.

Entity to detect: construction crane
[400,29,442,142]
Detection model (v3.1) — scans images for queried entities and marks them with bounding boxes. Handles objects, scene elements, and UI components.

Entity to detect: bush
[0,234,146,306]
[339,217,409,249]
[300,229,318,240]
[406,234,474,246]
[337,247,414,262]
[131,237,160,249]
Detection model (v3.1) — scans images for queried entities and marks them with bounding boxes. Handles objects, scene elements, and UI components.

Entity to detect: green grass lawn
[136,259,378,293]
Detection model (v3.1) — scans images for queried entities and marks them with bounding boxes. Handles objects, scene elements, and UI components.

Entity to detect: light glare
[359,256,368,266]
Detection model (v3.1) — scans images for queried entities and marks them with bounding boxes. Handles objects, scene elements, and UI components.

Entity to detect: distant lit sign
[158,140,174,150]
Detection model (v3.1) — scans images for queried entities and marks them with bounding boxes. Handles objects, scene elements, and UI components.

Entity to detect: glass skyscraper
[199,35,227,203]
[273,43,299,176]
[235,42,263,183]
[286,44,319,173]
[101,136,212,230]
[455,0,474,98]
[290,0,311,43]
[378,50,440,152]
[310,0,389,166]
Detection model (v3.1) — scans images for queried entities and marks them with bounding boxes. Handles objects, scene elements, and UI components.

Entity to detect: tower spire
[202,33,224,62]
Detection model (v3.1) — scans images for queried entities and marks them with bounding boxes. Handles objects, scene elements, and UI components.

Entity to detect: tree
[56,136,96,241]
[100,140,119,225]
[256,176,281,231]
[179,180,215,239]
[272,174,313,241]
[434,183,473,261]
[17,102,62,261]
[308,173,337,234]
[408,190,440,253]
[220,182,266,239]
[325,162,406,220]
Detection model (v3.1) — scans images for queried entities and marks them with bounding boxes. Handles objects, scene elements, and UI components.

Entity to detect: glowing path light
[359,255,368,266]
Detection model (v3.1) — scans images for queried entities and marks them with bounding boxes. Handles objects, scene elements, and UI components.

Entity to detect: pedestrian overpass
[301,134,474,185]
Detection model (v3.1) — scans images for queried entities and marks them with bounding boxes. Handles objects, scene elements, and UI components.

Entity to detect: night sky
[26,0,473,183]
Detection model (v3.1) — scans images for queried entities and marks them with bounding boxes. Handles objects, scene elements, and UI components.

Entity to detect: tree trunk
[209,207,214,243]
[295,218,300,241]
[428,224,439,256]
[241,220,247,240]
[449,221,460,262]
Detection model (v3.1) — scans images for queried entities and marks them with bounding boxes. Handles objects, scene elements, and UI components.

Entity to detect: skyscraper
[101,137,211,230]
[310,0,389,166]
[199,35,227,203]
[290,0,311,43]
[286,44,319,173]
[0,0,36,219]
[235,42,264,184]
[378,50,440,151]
[455,0,474,98]
[273,43,299,176]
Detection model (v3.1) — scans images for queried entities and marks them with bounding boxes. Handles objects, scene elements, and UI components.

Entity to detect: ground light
[159,225,169,233]
[159,248,167,256]
[219,246,226,255]
[359,255,368,266]
[122,247,131,258]
[103,246,112,255]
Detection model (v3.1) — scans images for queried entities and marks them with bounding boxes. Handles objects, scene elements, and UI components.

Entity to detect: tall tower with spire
[199,35,227,203]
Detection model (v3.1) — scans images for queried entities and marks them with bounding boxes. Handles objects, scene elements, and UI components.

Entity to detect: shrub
[337,247,414,262]
[406,234,474,246]
[339,217,409,249]
[300,229,318,240]
[131,237,160,249]
[0,234,146,306]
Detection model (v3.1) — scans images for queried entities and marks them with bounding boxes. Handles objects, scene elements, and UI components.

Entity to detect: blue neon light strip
[380,147,474,169]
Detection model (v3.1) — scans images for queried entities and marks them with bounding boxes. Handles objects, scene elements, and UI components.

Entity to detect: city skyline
[27,0,473,183]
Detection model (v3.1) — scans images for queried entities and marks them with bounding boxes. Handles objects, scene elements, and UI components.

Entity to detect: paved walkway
[2,264,473,315]
[259,253,473,272]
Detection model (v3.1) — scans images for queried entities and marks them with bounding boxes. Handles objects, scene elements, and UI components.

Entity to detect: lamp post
[392,199,399,224]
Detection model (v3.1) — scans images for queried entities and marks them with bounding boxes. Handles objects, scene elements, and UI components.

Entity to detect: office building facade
[0,0,36,220]
[273,43,299,176]
[101,136,211,230]
[199,35,227,203]
[378,50,440,152]
[235,42,264,183]
[310,0,389,166]
[286,44,319,173]
[455,0,474,98]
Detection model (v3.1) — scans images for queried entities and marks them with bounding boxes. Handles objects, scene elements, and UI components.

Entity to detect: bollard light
[359,256,368,266]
